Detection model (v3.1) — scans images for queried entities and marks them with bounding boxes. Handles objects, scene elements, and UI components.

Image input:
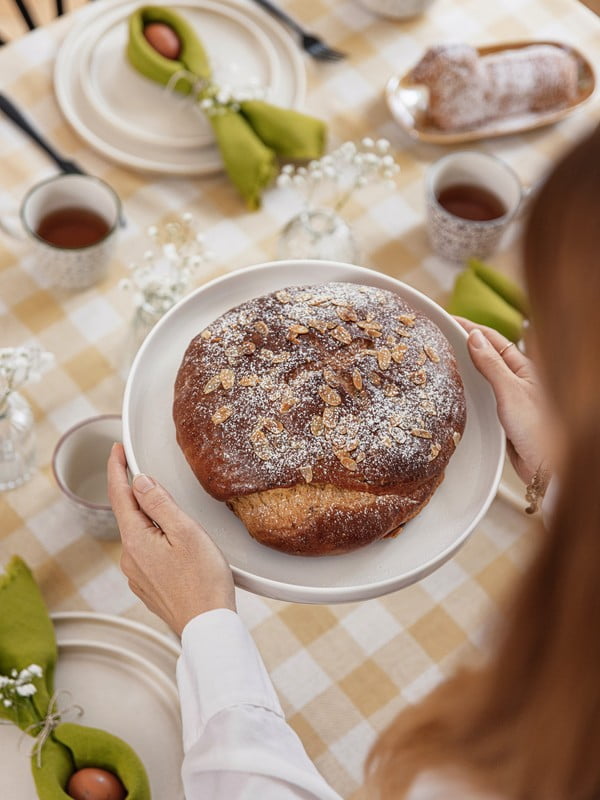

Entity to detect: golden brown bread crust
[228,476,443,556]
[173,282,466,556]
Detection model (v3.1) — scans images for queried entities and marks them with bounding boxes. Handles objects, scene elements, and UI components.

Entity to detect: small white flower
[3,699,12,708]
[281,164,294,174]
[361,137,374,148]
[292,175,306,187]
[376,138,390,153]
[381,154,395,167]
[147,225,158,237]
[27,665,43,678]
[200,98,213,110]
[16,683,36,697]
[277,174,292,188]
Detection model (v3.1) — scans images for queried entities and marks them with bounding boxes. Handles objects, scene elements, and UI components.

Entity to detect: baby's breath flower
[16,683,36,697]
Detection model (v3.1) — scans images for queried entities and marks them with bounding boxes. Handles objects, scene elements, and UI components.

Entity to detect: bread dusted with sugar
[173,283,466,555]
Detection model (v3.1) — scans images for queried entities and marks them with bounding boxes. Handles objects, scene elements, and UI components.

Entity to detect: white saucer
[123,260,505,604]
[54,0,305,174]
[0,613,183,799]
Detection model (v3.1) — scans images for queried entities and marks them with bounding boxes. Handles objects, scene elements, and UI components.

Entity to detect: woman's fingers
[107,444,153,536]
[131,473,190,544]
[467,329,517,403]
[454,316,530,376]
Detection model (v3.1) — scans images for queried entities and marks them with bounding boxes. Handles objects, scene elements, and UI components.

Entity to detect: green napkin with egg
[0,557,151,799]
[447,258,529,342]
[127,6,327,209]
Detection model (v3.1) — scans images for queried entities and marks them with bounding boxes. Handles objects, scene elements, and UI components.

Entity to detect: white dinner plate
[0,613,183,799]
[54,0,305,174]
[123,261,505,604]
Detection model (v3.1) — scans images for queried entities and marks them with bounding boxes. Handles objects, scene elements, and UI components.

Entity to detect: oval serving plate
[385,40,596,145]
[123,260,505,605]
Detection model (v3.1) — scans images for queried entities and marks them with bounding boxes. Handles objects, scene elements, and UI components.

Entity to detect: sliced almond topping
[369,371,382,387]
[299,464,313,483]
[322,407,338,429]
[334,450,358,471]
[417,351,427,366]
[453,431,462,447]
[411,428,432,439]
[319,385,342,406]
[211,406,232,425]
[225,346,240,365]
[240,341,256,355]
[308,318,328,333]
[262,417,283,434]
[254,321,269,336]
[380,435,393,448]
[239,374,259,387]
[289,324,308,335]
[220,368,235,390]
[352,369,363,391]
[385,335,396,347]
[395,327,412,338]
[310,415,324,436]
[337,306,359,323]
[357,319,382,331]
[428,443,442,461]
[383,383,399,397]
[279,395,298,414]
[391,344,408,363]
[203,374,222,394]
[276,290,292,304]
[389,414,404,427]
[421,399,437,415]
[323,367,339,386]
[272,352,290,364]
[200,328,212,340]
[366,328,382,339]
[297,292,313,302]
[259,348,274,360]
[345,438,359,452]
[308,295,332,306]
[331,325,352,345]
[391,427,406,443]
[251,431,274,461]
[411,368,427,386]
[424,345,440,363]
[398,313,416,327]
[377,349,392,370]
[355,451,366,463]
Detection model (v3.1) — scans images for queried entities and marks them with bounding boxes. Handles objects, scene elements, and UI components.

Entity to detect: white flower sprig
[0,347,54,415]
[0,664,42,709]
[276,138,400,213]
[120,213,212,318]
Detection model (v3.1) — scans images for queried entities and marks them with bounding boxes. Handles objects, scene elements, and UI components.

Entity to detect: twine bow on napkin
[127,6,327,209]
[0,557,151,799]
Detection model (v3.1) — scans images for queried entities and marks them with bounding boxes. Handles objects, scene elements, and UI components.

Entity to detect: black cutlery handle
[249,0,305,35]
[0,92,66,169]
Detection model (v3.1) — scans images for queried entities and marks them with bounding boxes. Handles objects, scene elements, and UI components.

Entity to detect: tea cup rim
[20,174,121,252]
[52,413,121,512]
[426,150,523,228]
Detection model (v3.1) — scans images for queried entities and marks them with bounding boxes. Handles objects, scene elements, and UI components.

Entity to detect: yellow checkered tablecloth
[1,0,599,796]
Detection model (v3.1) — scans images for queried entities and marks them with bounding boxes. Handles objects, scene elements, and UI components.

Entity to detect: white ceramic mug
[358,0,435,19]
[52,414,122,540]
[426,151,523,262]
[0,174,121,289]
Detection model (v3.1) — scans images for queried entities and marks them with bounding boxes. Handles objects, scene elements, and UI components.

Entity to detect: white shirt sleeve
[176,608,343,800]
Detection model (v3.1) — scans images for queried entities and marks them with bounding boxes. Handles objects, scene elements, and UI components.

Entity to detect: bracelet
[525,463,551,515]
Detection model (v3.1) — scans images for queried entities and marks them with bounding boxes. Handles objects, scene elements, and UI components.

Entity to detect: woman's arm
[107,444,342,800]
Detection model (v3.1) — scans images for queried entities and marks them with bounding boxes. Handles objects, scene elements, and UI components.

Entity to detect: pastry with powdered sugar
[410,43,579,131]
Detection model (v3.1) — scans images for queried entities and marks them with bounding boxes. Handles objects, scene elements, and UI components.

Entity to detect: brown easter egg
[66,767,127,800]
[143,22,181,60]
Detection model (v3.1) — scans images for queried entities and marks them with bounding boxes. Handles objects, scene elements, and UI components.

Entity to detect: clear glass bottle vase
[278,209,358,263]
[0,391,35,491]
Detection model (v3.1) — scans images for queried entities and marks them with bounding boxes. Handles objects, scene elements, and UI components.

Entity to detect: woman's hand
[456,318,548,485]
[107,443,236,636]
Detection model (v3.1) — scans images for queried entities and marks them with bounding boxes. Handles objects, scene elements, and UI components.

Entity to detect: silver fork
[249,0,346,62]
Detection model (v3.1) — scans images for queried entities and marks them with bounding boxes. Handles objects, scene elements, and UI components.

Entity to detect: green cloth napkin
[127,6,327,209]
[447,259,527,342]
[0,557,151,800]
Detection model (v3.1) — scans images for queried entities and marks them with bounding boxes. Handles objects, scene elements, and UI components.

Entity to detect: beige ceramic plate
[385,41,596,144]
[0,613,183,799]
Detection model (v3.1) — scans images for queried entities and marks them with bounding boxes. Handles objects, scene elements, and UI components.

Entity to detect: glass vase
[0,392,35,491]
[278,209,359,263]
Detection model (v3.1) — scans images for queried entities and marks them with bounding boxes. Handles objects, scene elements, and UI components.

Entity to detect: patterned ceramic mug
[426,151,523,263]
[0,174,121,289]
[52,415,121,540]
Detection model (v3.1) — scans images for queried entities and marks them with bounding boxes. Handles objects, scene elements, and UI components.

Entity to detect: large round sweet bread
[173,282,466,556]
